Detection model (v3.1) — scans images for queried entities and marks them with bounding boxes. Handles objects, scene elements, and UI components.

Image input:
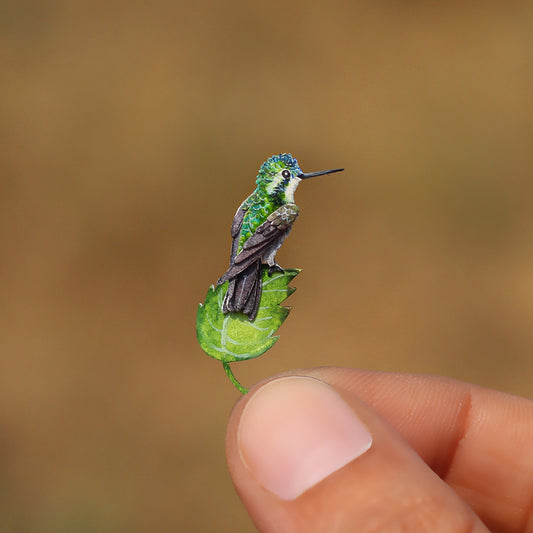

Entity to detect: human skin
[226,368,533,533]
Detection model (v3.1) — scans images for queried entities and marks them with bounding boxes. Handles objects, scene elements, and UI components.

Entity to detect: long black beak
[298,168,344,179]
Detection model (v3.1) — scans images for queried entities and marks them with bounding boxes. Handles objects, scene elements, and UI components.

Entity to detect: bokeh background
[1,0,532,531]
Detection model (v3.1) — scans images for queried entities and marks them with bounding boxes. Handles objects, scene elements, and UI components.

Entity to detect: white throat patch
[283,176,301,203]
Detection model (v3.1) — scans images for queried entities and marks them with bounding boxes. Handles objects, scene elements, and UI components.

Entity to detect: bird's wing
[219,204,299,282]
[229,203,247,264]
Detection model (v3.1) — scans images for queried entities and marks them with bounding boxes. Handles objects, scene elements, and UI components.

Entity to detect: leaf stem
[222,362,248,394]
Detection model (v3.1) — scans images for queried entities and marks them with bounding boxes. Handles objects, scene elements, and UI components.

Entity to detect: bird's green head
[256,154,301,186]
[256,153,343,203]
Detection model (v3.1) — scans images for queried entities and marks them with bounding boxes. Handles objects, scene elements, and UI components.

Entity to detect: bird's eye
[281,170,291,179]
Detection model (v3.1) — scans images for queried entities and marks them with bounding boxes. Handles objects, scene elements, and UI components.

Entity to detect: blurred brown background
[1,0,532,531]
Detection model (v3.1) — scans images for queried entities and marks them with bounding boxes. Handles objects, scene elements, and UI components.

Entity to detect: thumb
[226,376,488,533]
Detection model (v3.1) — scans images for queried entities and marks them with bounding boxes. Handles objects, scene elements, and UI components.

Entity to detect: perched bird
[217,153,343,321]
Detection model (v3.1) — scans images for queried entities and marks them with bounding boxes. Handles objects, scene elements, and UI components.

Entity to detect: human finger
[226,376,490,533]
[301,367,533,533]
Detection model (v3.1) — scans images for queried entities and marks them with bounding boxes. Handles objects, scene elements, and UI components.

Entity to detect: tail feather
[241,266,262,320]
[221,260,262,321]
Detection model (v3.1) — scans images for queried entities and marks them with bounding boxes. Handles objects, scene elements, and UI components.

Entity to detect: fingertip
[237,376,372,500]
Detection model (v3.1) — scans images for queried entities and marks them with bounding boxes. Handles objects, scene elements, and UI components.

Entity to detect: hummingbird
[217,153,343,321]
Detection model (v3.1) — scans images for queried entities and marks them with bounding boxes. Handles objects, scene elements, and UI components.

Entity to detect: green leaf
[196,268,300,393]
[197,267,299,362]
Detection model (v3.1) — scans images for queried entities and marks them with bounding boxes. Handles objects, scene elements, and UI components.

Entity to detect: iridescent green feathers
[237,153,302,253]
[256,153,301,187]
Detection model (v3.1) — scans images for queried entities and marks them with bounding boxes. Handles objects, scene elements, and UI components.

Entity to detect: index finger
[298,368,533,533]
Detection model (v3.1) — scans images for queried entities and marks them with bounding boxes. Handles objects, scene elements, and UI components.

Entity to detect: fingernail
[237,376,373,500]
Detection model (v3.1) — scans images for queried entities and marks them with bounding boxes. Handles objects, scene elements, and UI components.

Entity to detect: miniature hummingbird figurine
[217,153,343,321]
